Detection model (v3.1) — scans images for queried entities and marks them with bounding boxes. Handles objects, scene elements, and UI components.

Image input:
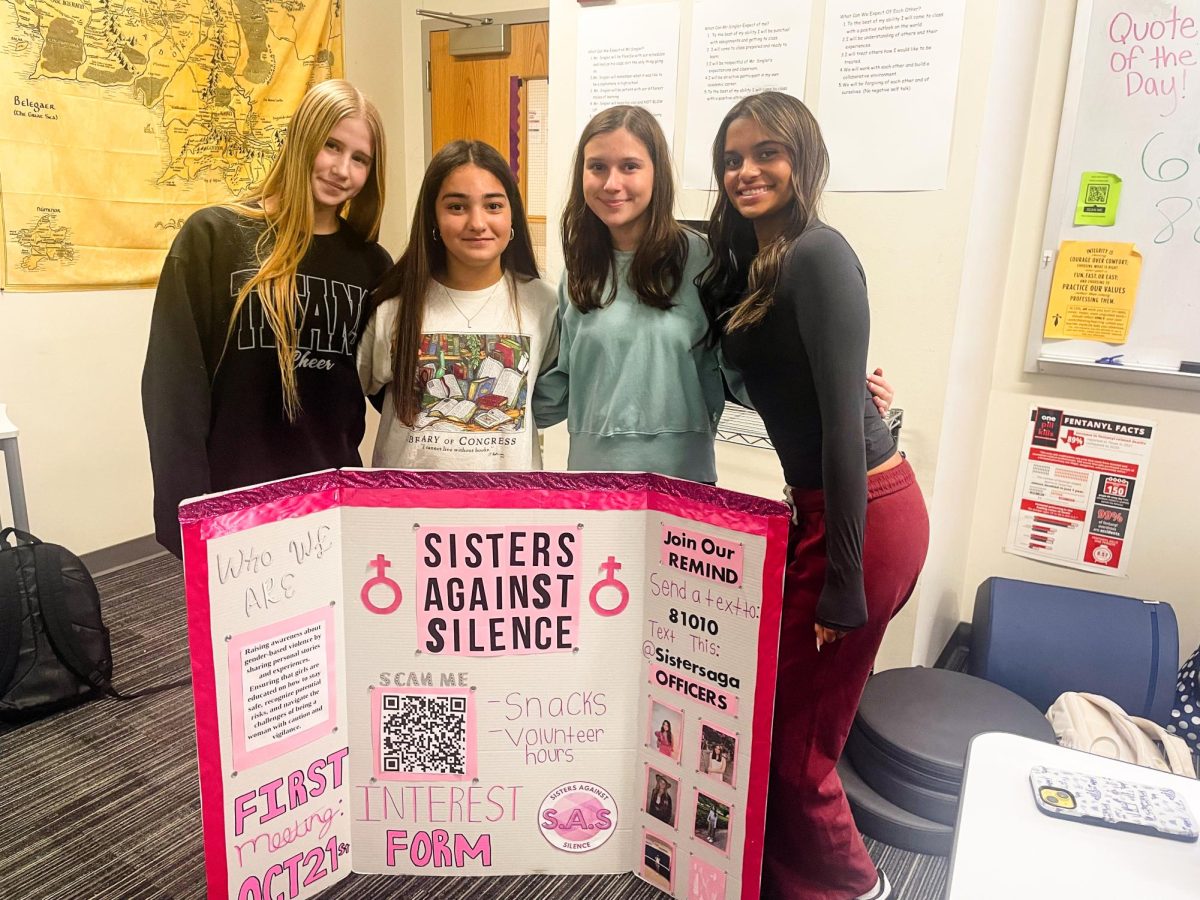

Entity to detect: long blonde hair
[698,92,828,333]
[227,79,387,419]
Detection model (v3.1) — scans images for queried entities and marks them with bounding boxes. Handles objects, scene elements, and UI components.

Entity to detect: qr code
[379,691,469,776]
[1085,184,1110,204]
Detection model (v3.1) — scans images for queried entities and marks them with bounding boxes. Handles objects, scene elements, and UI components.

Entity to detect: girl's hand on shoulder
[867,367,894,414]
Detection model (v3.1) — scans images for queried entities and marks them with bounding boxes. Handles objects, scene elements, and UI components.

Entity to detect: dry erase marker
[1094,354,1124,365]
[1180,361,1200,374]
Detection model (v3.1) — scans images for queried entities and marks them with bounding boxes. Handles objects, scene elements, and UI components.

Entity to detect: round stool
[843,666,1056,851]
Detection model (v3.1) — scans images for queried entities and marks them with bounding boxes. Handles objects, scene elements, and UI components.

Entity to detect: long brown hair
[373,140,539,426]
[562,106,687,312]
[227,79,387,419]
[698,92,828,333]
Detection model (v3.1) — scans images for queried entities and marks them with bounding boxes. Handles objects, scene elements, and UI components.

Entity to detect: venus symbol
[360,553,403,614]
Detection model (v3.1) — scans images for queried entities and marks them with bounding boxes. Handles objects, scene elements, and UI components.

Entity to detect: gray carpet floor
[0,554,948,900]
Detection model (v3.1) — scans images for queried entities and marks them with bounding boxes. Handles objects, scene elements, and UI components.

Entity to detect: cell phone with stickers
[1030,765,1199,842]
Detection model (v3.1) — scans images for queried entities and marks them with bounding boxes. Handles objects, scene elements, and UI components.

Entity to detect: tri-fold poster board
[181,470,790,900]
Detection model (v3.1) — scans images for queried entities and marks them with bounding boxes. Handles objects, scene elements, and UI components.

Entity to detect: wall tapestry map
[0,0,342,290]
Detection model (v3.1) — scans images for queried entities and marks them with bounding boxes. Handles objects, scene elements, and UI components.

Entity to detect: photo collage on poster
[638,515,770,900]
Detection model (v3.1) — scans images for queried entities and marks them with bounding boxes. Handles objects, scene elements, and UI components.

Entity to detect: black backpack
[0,527,186,721]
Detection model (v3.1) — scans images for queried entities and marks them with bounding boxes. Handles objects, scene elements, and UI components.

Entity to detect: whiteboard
[1024,0,1200,391]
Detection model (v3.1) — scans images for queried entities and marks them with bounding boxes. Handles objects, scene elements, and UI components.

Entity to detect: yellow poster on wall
[1043,241,1142,343]
[0,0,343,290]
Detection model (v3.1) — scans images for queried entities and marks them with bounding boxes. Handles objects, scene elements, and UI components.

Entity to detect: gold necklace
[440,278,504,329]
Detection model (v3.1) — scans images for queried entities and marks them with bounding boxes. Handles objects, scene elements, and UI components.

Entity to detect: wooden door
[429,22,550,266]
[429,22,549,160]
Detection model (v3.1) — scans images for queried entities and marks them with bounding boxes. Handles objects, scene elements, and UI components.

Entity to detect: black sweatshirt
[721,223,896,631]
[141,206,391,556]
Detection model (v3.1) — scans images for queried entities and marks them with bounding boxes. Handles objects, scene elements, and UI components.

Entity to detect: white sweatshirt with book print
[359,274,558,471]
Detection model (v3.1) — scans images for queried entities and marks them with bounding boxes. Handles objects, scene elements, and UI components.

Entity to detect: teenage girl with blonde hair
[142,79,391,557]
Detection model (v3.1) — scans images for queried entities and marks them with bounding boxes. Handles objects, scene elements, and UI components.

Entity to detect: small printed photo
[698,722,737,787]
[693,790,732,855]
[648,698,684,764]
[644,765,679,829]
[640,830,675,892]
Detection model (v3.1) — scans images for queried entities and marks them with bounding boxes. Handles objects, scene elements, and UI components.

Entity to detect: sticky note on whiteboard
[1074,172,1122,226]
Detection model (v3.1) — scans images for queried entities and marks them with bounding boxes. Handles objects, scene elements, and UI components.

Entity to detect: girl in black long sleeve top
[699,92,929,900]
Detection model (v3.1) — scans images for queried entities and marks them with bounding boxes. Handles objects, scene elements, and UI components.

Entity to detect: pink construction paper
[227,606,338,772]
[689,855,728,900]
[659,523,744,587]
[414,525,581,656]
[648,664,739,717]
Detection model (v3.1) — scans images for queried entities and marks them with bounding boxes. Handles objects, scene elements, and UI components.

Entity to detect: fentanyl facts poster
[181,470,789,900]
[1005,406,1155,575]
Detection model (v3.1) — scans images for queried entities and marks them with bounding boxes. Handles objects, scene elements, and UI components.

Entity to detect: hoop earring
[509,228,515,241]
[432,228,440,242]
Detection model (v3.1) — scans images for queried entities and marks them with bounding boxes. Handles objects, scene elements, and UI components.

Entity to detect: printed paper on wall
[1005,406,1155,576]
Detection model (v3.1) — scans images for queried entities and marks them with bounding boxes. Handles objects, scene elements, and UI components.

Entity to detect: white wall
[911,0,1043,664]
[346,1,412,254]
[0,289,155,551]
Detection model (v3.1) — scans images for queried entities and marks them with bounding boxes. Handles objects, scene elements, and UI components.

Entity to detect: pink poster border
[180,470,787,540]
[742,510,787,900]
[183,519,226,900]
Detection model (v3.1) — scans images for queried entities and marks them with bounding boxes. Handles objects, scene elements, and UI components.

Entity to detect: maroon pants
[762,460,929,900]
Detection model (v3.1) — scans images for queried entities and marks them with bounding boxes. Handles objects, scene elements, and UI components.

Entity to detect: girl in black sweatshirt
[141,80,391,557]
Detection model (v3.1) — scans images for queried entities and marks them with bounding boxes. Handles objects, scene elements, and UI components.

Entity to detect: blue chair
[969,577,1179,724]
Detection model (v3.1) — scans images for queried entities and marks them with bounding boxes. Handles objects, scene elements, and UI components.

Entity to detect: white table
[0,403,30,532]
[948,731,1200,899]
